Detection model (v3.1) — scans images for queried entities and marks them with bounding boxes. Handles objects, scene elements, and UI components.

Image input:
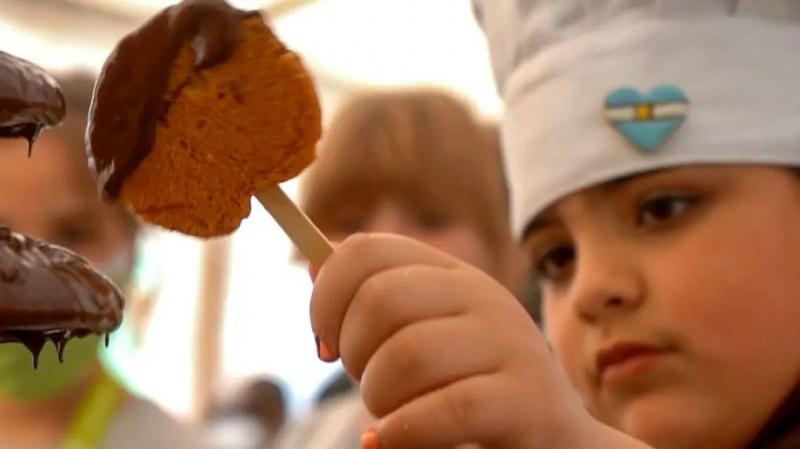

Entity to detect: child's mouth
[594,342,674,385]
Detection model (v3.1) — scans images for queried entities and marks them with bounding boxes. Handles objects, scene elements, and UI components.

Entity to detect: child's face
[0,133,133,266]
[323,198,496,277]
[524,165,800,448]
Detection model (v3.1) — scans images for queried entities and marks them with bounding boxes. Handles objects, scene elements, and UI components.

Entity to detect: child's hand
[310,233,628,449]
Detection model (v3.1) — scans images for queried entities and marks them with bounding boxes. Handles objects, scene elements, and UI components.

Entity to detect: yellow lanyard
[59,372,124,449]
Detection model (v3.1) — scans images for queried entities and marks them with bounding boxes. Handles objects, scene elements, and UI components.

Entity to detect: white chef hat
[473,0,800,238]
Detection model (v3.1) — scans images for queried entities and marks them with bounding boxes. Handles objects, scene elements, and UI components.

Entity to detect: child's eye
[333,217,366,235]
[637,193,697,227]
[55,223,96,249]
[534,244,575,281]
[416,212,449,231]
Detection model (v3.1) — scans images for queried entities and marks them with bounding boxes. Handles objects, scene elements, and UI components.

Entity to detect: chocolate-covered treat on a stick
[88,0,331,265]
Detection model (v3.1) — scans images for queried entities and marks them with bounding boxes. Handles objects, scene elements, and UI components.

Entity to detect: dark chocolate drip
[0,224,124,363]
[88,0,259,198]
[4,331,47,369]
[26,337,45,369]
[0,50,65,149]
[0,122,42,156]
[57,339,66,363]
[49,331,68,363]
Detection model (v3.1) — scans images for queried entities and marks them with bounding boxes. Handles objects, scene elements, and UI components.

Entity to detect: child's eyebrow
[600,175,638,195]
[525,211,560,236]
[600,170,670,196]
[49,206,98,224]
[524,172,652,237]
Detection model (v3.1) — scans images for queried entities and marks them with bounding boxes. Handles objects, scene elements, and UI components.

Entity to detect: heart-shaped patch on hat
[605,85,688,153]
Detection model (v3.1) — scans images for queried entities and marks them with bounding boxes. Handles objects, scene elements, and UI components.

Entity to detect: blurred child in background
[0,73,215,449]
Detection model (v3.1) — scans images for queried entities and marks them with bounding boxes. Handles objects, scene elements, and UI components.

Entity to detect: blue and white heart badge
[605,85,689,153]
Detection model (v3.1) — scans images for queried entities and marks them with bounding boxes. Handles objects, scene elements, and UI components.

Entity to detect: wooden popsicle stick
[255,184,333,267]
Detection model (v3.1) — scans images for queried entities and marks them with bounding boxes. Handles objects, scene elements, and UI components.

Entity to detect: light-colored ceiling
[0,0,501,117]
[61,0,315,20]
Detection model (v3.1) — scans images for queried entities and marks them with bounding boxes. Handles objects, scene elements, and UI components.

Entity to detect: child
[277,89,528,449]
[301,89,523,289]
[308,2,800,449]
[0,74,214,449]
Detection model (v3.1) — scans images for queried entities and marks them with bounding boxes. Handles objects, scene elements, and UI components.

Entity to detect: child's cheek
[544,312,586,388]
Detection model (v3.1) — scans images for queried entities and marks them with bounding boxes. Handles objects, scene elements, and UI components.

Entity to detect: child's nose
[568,243,645,323]
[366,209,412,236]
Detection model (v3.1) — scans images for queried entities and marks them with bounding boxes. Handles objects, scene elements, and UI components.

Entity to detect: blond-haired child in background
[278,89,530,449]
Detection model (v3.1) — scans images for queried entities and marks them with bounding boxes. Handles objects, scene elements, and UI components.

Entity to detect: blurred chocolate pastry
[0,225,124,366]
[0,50,65,151]
[0,49,122,365]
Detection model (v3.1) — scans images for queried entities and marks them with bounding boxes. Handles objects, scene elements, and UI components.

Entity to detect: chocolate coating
[0,50,66,151]
[88,0,258,198]
[0,48,119,365]
[0,225,124,366]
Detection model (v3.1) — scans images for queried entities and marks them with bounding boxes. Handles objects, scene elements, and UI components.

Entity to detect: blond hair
[300,89,513,264]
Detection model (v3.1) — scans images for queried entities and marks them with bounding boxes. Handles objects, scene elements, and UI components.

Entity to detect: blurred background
[0,0,500,422]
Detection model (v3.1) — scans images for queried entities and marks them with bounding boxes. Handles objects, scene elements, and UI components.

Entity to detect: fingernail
[361,427,381,449]
[318,338,335,362]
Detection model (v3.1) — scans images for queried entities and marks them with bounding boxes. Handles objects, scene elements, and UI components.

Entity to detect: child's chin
[610,393,738,449]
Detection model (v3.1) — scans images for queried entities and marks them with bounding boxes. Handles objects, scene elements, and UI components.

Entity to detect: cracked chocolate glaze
[87,0,260,198]
[0,50,66,153]
[0,225,124,367]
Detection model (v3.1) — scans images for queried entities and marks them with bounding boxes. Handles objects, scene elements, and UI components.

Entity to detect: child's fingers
[372,374,521,449]
[358,315,504,418]
[310,233,458,360]
[309,242,341,281]
[308,262,319,281]
[338,265,470,378]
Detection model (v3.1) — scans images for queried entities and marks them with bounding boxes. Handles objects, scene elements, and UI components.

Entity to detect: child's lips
[594,342,674,385]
